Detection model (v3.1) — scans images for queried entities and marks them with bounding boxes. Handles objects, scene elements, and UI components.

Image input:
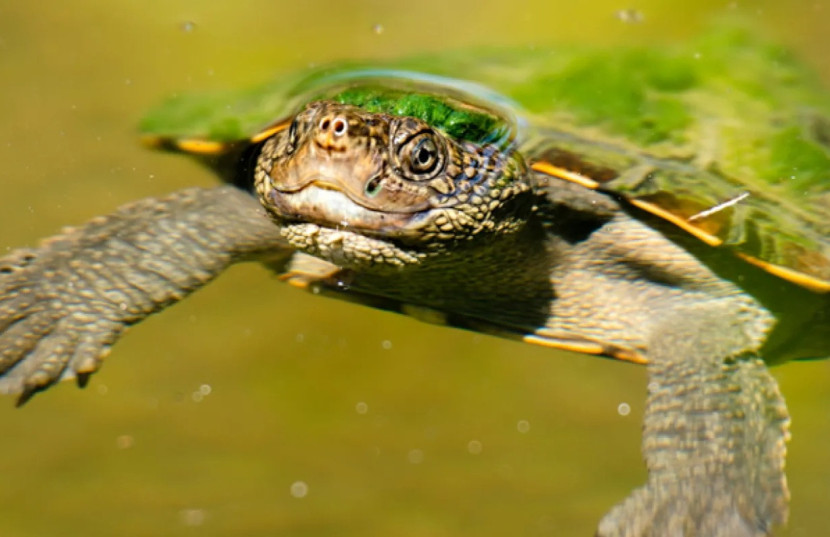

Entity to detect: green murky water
[0,2,828,536]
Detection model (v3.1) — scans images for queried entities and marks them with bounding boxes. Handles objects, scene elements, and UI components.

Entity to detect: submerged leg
[597,317,790,537]
[0,186,288,404]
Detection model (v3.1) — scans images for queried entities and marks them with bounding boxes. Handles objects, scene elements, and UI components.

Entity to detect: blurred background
[0,1,828,536]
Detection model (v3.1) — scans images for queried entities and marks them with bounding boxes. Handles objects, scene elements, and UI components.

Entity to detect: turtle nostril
[332,118,347,136]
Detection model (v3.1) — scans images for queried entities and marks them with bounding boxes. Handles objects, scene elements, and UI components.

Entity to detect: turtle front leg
[597,322,790,536]
[0,186,288,404]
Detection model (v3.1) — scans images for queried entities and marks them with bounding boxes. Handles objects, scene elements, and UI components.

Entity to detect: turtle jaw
[264,182,429,241]
[264,182,440,269]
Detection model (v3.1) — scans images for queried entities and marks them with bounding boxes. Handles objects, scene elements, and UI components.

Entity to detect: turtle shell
[140,24,830,293]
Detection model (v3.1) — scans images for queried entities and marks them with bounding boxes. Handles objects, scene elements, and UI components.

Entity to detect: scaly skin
[0,101,809,535]
[255,103,794,536]
[0,186,288,403]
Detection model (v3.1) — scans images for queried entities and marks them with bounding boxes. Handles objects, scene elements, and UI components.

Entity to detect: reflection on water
[0,2,828,536]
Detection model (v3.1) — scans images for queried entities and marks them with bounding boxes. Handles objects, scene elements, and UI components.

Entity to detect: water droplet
[199,384,212,396]
[517,420,530,433]
[355,401,368,414]
[180,21,197,33]
[617,402,631,416]
[295,333,305,343]
[372,23,384,34]
[381,340,392,350]
[290,480,309,498]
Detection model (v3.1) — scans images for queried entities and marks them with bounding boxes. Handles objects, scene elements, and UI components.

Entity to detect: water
[0,1,828,536]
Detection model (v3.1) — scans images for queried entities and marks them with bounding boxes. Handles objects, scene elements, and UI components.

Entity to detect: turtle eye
[399,132,444,178]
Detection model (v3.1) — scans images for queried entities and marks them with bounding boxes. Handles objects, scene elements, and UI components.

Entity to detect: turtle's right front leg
[0,186,288,404]
[596,308,790,537]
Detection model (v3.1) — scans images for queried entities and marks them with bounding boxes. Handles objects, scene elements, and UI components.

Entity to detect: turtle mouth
[266,181,428,239]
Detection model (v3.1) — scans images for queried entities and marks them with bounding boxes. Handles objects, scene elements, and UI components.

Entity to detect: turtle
[0,23,828,537]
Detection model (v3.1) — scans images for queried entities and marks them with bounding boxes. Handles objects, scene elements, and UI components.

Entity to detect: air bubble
[179,508,206,526]
[408,449,424,464]
[116,434,134,449]
[615,9,644,23]
[290,481,309,498]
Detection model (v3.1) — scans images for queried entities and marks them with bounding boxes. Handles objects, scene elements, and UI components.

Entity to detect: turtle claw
[16,373,55,407]
[75,371,92,389]
[7,320,120,403]
[15,388,38,408]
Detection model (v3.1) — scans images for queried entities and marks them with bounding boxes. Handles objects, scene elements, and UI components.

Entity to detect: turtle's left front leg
[597,308,790,537]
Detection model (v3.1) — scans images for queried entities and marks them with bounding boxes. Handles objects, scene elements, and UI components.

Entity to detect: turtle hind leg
[597,355,790,537]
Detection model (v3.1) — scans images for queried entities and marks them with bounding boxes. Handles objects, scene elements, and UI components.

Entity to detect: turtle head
[254,100,532,268]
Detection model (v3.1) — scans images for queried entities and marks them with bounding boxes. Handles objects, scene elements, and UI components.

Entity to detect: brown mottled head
[254,101,531,267]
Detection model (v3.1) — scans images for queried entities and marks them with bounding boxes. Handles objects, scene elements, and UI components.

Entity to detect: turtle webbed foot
[0,245,127,404]
[0,187,289,404]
